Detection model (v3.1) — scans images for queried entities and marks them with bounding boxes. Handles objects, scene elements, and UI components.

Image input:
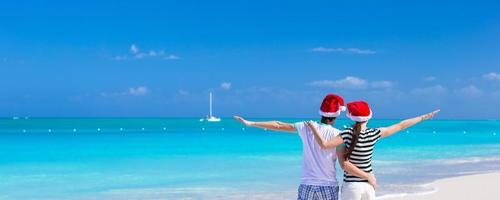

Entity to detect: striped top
[341,127,382,182]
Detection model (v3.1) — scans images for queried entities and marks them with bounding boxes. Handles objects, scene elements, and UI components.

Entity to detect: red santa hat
[319,94,346,117]
[346,101,372,122]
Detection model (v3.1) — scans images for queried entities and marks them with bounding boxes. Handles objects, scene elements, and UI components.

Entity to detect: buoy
[97,128,101,132]
[163,127,167,131]
[22,129,26,133]
[120,128,123,131]
[433,131,436,134]
[242,127,245,131]
[202,127,205,131]
[141,128,145,131]
[73,128,77,132]
[494,132,497,136]
[48,129,52,133]
[406,130,410,134]
[264,128,268,131]
[221,128,225,131]
[463,131,467,134]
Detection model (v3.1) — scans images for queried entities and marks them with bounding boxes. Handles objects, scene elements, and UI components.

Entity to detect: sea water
[0,118,499,200]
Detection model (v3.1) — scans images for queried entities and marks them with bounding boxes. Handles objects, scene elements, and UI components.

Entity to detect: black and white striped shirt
[341,127,381,182]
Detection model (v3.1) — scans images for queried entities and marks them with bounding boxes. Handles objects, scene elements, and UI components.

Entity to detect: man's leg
[317,185,339,200]
[297,184,314,200]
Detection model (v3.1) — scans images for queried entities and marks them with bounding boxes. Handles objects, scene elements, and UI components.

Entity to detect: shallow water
[0,118,499,199]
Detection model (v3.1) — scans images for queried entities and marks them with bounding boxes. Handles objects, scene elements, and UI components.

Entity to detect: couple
[234,94,439,200]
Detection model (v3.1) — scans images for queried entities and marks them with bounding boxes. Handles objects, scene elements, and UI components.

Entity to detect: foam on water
[376,186,438,200]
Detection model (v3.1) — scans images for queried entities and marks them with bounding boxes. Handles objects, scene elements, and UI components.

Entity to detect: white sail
[209,92,213,117]
[203,92,221,122]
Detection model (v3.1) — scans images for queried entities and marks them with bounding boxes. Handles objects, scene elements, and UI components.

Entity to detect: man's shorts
[297,184,339,200]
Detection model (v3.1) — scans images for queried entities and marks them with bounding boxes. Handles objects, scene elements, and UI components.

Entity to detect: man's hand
[234,116,253,126]
[233,116,296,133]
[367,174,377,190]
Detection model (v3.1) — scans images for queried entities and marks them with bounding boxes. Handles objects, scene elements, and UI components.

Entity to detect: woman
[306,100,439,200]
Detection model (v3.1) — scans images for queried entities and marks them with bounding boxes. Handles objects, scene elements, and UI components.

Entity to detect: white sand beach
[384,172,500,200]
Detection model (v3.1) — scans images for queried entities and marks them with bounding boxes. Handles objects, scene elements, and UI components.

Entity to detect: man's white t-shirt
[294,121,339,186]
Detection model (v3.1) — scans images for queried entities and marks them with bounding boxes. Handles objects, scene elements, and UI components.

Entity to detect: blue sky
[1,0,500,119]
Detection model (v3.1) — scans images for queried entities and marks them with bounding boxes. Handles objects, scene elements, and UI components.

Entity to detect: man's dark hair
[320,116,336,124]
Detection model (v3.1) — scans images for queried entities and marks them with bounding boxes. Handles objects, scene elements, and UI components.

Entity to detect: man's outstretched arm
[337,146,377,189]
[234,116,296,133]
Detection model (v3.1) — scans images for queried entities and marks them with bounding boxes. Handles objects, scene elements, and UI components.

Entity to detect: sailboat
[200,92,221,122]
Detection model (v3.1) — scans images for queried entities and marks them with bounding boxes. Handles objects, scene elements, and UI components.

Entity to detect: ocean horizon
[1,117,499,199]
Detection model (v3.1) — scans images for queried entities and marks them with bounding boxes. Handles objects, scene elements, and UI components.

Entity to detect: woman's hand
[367,174,377,190]
[234,116,254,126]
[421,109,441,121]
[380,109,441,138]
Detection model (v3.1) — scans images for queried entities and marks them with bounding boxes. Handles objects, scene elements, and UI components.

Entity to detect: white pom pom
[340,106,346,111]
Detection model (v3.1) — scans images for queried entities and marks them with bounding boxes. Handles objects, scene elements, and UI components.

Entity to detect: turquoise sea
[1,118,500,200]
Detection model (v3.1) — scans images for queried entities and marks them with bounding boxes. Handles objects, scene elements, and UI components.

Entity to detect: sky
[1,0,500,119]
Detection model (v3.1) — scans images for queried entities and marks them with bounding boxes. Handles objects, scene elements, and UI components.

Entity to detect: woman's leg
[361,182,376,200]
[341,182,363,200]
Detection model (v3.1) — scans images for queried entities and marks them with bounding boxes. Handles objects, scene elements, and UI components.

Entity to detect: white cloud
[309,77,398,90]
[220,82,232,90]
[178,89,189,95]
[148,50,158,56]
[133,49,164,59]
[113,55,127,61]
[130,44,139,54]
[114,44,178,61]
[311,47,336,53]
[100,86,150,97]
[483,72,500,81]
[311,47,377,55]
[164,54,180,60]
[309,80,336,87]
[128,86,149,96]
[309,76,367,89]
[424,76,436,81]
[334,76,367,88]
[371,80,396,89]
[411,85,447,96]
[0,57,25,64]
[455,85,483,97]
[99,92,111,97]
[134,53,145,59]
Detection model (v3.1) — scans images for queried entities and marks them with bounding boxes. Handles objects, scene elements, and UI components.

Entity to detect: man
[234,94,374,200]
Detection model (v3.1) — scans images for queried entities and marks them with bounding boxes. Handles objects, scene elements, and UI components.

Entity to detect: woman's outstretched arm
[305,121,344,149]
[233,116,296,133]
[380,109,440,138]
